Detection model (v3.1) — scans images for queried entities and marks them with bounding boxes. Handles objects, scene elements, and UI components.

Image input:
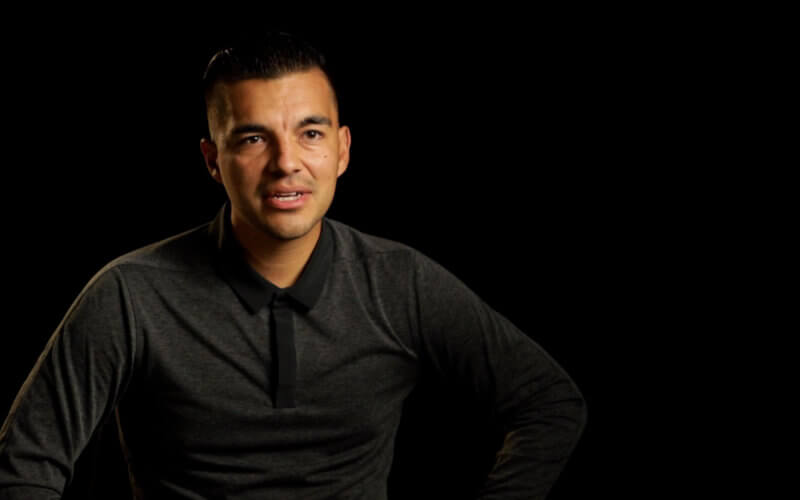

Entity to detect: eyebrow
[229,115,333,137]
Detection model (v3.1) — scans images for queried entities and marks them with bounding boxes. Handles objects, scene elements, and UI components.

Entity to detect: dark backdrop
[1,15,685,499]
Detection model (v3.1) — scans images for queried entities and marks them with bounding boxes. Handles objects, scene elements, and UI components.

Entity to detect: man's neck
[230,215,321,290]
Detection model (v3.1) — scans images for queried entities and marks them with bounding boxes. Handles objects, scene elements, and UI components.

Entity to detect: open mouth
[264,192,309,209]
[269,192,304,201]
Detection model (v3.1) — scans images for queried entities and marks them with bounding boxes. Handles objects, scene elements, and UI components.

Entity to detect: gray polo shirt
[0,200,586,499]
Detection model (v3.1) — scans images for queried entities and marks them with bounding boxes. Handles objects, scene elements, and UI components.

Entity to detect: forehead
[216,68,336,123]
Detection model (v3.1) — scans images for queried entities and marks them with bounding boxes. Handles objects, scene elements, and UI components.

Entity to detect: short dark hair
[201,31,341,142]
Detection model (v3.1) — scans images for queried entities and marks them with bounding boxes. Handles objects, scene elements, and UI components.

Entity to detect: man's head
[201,31,343,145]
[199,31,351,243]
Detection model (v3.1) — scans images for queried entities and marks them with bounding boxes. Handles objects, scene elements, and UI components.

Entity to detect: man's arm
[411,250,587,500]
[0,266,137,499]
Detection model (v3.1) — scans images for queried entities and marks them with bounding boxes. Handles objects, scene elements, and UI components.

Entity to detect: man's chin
[258,217,318,242]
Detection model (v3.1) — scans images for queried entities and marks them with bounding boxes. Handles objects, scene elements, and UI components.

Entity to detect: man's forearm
[475,376,587,499]
[0,485,61,500]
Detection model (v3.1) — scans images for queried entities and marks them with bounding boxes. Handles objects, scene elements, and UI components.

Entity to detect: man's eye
[242,136,263,145]
[305,130,324,140]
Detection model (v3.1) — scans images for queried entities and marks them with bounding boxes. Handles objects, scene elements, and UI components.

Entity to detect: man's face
[200,68,351,242]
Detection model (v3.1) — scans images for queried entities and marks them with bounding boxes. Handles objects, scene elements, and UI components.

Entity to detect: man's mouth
[268,192,304,201]
[264,191,310,209]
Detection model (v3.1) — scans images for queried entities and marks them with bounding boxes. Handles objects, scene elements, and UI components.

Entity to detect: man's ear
[200,137,223,185]
[337,125,351,178]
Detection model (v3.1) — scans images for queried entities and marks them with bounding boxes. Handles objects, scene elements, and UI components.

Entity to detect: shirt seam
[111,265,139,405]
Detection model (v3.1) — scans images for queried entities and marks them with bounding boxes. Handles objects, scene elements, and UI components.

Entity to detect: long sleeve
[411,250,587,500]
[0,266,137,499]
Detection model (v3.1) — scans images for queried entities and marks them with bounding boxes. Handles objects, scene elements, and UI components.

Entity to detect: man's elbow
[535,373,588,445]
[561,375,588,440]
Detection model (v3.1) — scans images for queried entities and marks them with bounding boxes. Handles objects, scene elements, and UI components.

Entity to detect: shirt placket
[270,292,297,409]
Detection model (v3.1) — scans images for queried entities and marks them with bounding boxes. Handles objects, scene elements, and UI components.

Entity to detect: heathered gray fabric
[0,201,586,499]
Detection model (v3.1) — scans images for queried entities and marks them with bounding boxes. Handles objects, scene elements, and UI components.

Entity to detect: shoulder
[323,216,456,278]
[81,219,214,293]
[324,216,418,263]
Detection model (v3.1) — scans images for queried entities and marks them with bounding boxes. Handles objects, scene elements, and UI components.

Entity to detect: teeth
[272,192,302,201]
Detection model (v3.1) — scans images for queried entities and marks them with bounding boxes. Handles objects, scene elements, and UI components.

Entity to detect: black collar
[207,200,334,314]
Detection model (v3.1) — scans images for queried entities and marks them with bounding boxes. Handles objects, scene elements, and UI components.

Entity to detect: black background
[0,13,706,499]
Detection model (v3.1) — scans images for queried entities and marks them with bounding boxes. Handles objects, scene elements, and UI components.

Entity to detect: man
[0,31,586,499]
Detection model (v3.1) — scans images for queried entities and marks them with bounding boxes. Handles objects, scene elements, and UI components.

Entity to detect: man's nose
[270,134,301,174]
